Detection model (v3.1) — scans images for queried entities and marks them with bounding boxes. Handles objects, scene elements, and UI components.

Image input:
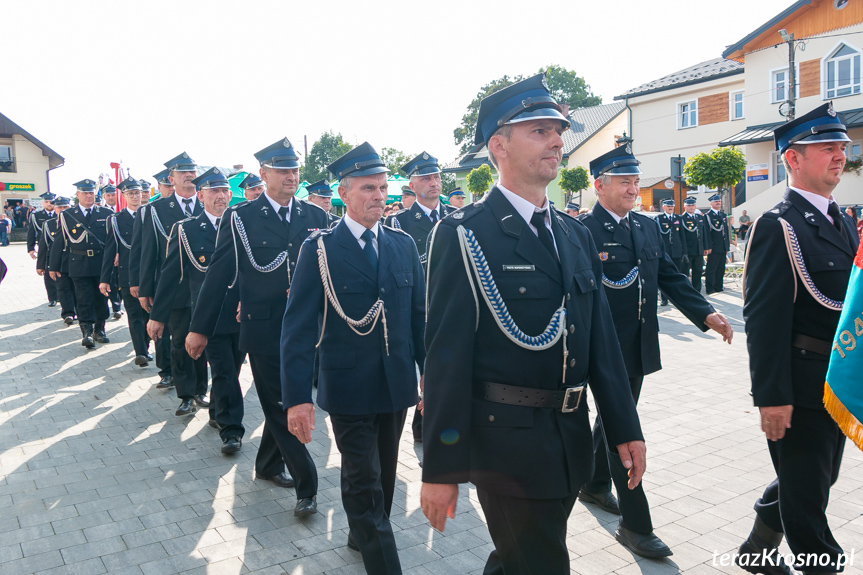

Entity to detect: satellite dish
[779,101,793,118]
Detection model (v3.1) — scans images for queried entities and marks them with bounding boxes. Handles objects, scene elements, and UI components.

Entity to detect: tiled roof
[615,57,744,100]
[0,111,65,170]
[443,101,626,173]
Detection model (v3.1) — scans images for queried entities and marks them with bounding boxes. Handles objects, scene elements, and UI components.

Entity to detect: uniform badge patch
[198,255,206,263]
[599,252,609,261]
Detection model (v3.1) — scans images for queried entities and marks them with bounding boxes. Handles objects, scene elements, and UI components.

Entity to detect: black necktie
[182,199,193,217]
[278,206,290,226]
[429,209,438,224]
[84,208,91,223]
[827,202,849,243]
[530,211,557,261]
[214,217,220,229]
[620,216,630,231]
[361,229,378,272]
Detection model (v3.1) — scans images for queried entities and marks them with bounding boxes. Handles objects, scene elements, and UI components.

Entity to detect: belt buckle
[561,386,584,413]
[86,249,94,257]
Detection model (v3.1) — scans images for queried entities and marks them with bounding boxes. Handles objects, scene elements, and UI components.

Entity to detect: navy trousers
[205,332,245,441]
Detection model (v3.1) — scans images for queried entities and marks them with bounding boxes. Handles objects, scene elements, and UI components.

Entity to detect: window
[846,139,862,160]
[772,151,787,185]
[824,43,862,99]
[0,145,12,173]
[770,67,800,103]
[678,100,697,129]
[730,90,744,120]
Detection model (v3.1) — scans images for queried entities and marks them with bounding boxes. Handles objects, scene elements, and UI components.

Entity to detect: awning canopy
[720,106,863,147]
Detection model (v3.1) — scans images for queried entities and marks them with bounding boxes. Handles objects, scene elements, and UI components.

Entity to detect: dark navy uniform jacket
[28,209,55,252]
[281,220,425,415]
[50,205,111,278]
[580,203,714,378]
[129,203,149,288]
[38,218,64,272]
[705,209,730,252]
[744,189,859,409]
[191,193,330,355]
[657,212,686,260]
[385,201,455,269]
[680,212,705,255]
[138,195,203,299]
[151,211,240,336]
[422,187,643,499]
[101,209,135,288]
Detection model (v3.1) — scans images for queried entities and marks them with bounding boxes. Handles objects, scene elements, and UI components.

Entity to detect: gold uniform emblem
[198,255,206,263]
[598,252,609,261]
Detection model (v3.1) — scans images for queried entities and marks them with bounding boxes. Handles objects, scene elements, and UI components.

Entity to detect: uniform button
[380,288,386,294]
[263,241,267,245]
[828,261,834,267]
[643,298,647,304]
[566,293,571,300]
[801,349,807,355]
[290,262,295,266]
[488,415,495,422]
[611,255,616,260]
[569,359,576,367]
[518,287,526,294]
[637,259,642,265]
[342,285,347,290]
[589,279,594,286]
[247,314,251,319]
[642,318,646,324]
[569,325,575,334]
[288,243,293,248]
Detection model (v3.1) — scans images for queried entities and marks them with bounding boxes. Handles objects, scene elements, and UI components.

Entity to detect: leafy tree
[453,65,602,154]
[683,147,747,210]
[558,166,591,206]
[441,172,457,195]
[303,131,352,182]
[380,147,413,178]
[466,164,494,200]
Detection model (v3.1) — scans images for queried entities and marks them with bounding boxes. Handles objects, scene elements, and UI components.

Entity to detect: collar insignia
[452,211,464,219]
[633,219,641,228]
[415,212,422,219]
[604,221,615,231]
[169,202,175,208]
[804,211,815,219]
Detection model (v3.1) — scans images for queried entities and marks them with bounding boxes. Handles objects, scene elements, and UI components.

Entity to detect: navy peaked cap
[475,73,570,145]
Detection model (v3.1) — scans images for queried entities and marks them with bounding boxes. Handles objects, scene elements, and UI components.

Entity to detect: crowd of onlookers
[0,201,35,246]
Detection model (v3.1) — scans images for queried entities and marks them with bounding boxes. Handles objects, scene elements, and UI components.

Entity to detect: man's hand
[760,405,793,441]
[616,440,647,490]
[99,283,111,297]
[704,312,733,344]
[114,253,119,267]
[704,249,711,256]
[147,320,164,340]
[236,302,241,323]
[185,332,208,360]
[287,403,316,444]
[138,297,152,312]
[129,286,139,298]
[36,269,44,276]
[418,374,424,415]
[49,271,60,280]
[28,250,37,260]
[421,483,459,532]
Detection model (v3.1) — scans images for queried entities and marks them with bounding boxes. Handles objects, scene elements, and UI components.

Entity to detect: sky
[5,0,796,193]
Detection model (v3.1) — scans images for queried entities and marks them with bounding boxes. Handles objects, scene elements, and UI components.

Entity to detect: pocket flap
[573,269,598,293]
[337,278,365,294]
[471,398,535,428]
[241,303,270,321]
[393,271,414,287]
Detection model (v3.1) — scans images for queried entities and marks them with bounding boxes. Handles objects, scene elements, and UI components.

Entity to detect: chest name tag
[503,265,535,271]
[603,242,621,247]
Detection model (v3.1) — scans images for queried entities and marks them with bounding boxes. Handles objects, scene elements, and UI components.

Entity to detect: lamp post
[778,28,801,121]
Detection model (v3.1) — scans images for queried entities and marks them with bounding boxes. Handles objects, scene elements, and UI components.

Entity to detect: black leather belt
[70,248,101,257]
[792,332,831,356]
[478,381,585,413]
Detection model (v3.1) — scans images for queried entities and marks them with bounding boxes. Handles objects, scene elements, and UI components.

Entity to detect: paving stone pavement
[0,244,861,575]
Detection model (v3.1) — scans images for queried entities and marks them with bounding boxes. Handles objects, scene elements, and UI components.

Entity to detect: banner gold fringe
[824,382,863,452]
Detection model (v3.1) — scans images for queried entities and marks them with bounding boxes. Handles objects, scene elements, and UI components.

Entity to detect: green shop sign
[0,182,35,192]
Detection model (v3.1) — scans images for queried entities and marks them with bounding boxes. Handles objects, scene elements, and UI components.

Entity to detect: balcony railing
[0,157,15,173]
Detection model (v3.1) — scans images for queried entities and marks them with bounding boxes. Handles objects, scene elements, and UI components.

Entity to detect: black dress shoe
[579,489,620,515]
[193,395,210,407]
[134,355,149,367]
[81,325,95,348]
[259,472,295,489]
[113,311,123,319]
[734,517,793,575]
[175,399,197,416]
[615,525,673,558]
[145,353,154,361]
[208,419,221,430]
[660,299,669,306]
[94,330,110,344]
[155,375,174,389]
[294,497,317,518]
[221,437,241,454]
[414,435,423,444]
[347,531,359,551]
[48,300,57,307]
[64,316,75,325]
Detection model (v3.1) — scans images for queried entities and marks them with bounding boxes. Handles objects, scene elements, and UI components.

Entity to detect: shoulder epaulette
[441,202,483,225]
[307,227,334,241]
[762,200,792,219]
[382,224,411,237]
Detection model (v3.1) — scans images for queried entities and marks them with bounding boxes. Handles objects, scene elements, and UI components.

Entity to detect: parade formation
[19,75,862,575]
